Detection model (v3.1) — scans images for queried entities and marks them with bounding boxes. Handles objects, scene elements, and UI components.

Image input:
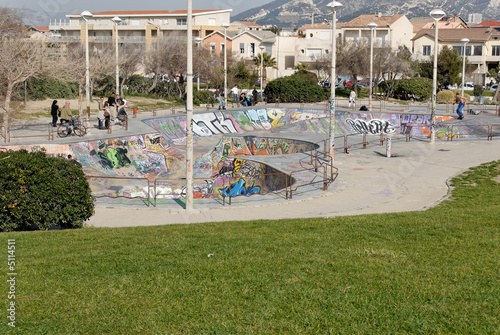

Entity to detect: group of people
[97,93,128,129]
[50,100,76,127]
[214,85,260,110]
[50,93,128,130]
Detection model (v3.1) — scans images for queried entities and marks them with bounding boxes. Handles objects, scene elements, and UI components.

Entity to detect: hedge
[0,150,94,231]
[264,70,329,103]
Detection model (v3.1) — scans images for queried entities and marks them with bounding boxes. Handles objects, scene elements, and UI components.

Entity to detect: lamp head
[80,10,93,21]
[222,23,230,29]
[259,45,265,50]
[194,37,203,44]
[111,16,121,24]
[430,9,445,21]
[326,1,343,11]
[461,37,470,44]
[367,22,378,29]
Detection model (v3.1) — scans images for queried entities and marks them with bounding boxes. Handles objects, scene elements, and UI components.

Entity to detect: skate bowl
[2,108,494,203]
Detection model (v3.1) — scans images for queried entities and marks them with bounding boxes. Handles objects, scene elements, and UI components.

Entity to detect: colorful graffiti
[218,178,261,197]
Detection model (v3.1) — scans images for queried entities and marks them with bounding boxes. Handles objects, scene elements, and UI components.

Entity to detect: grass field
[1,161,499,334]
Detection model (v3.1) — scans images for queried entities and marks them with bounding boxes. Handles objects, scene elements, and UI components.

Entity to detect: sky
[0,0,274,17]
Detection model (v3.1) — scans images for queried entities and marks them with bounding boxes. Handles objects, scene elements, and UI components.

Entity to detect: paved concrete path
[86,139,500,228]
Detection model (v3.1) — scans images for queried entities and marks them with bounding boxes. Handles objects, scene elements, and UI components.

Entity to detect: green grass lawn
[1,161,499,334]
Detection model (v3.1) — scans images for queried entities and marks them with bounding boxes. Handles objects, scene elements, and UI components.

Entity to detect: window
[285,55,295,69]
[208,18,215,26]
[240,43,244,54]
[306,48,322,57]
[210,43,216,56]
[453,46,464,55]
[423,45,431,56]
[131,19,140,26]
[220,43,225,54]
[474,45,482,55]
[248,43,255,57]
[177,18,187,26]
[492,46,500,56]
[265,44,272,54]
[466,46,471,56]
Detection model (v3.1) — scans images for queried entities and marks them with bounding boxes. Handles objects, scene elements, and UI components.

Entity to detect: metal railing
[3,123,54,143]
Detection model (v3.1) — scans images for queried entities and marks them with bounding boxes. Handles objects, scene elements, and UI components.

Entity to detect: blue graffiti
[219,178,261,197]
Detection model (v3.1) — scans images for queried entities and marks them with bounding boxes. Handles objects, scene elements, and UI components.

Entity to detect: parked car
[490,84,498,91]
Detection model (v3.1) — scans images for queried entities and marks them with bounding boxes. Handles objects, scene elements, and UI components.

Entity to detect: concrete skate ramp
[4,109,483,199]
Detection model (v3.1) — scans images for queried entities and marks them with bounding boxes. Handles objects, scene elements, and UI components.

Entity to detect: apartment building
[48,9,232,49]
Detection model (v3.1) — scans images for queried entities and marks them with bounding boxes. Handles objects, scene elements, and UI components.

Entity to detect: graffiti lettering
[193,112,238,136]
[218,178,261,197]
[97,147,131,169]
[346,118,395,135]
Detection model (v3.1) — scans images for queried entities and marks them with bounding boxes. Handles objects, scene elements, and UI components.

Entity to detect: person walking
[50,100,60,127]
[349,89,356,108]
[97,97,105,129]
[453,93,466,120]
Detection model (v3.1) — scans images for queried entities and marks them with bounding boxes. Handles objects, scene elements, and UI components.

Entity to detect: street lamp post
[194,37,203,91]
[81,10,93,124]
[111,16,121,98]
[186,0,194,210]
[430,9,445,143]
[461,38,470,97]
[326,1,343,162]
[367,22,377,111]
[259,45,265,101]
[222,23,229,108]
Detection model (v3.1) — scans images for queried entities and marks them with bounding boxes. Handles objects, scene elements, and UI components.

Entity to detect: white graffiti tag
[346,118,396,135]
[193,112,238,136]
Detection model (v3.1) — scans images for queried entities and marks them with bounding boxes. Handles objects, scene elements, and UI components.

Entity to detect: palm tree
[253,52,277,85]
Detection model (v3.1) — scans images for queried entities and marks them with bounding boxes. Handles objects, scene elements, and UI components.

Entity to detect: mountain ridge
[232,0,500,27]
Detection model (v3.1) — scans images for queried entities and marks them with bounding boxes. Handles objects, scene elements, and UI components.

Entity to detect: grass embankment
[1,161,499,334]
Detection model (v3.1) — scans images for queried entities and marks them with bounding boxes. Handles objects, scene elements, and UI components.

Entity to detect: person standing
[97,97,105,129]
[453,93,466,120]
[349,89,356,108]
[231,85,239,103]
[252,88,258,106]
[50,100,60,127]
[214,88,225,110]
[103,101,111,129]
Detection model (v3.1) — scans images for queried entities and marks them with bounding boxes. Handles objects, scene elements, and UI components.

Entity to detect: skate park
[2,100,500,227]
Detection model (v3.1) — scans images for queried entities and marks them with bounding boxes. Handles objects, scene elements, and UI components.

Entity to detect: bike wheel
[75,125,87,137]
[57,124,69,138]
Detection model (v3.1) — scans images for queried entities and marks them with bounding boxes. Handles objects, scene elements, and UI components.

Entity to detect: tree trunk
[147,75,158,94]
[2,82,13,141]
[494,85,500,102]
[78,84,83,121]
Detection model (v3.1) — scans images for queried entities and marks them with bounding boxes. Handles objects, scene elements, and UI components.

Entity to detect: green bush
[0,150,94,231]
[393,77,432,101]
[26,77,79,100]
[473,85,484,97]
[264,70,329,103]
[126,75,153,95]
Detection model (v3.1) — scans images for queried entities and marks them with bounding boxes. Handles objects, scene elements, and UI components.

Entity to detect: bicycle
[57,118,87,138]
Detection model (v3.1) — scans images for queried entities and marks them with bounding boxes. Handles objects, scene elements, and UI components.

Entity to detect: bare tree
[0,39,55,133]
[336,39,369,91]
[119,44,144,95]
[0,7,23,39]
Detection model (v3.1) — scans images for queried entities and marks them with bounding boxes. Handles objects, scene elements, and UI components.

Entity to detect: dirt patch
[493,175,500,184]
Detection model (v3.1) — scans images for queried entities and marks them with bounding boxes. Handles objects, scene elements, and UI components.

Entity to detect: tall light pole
[222,23,229,108]
[327,1,342,162]
[461,38,470,97]
[81,10,93,124]
[111,16,121,97]
[194,37,203,91]
[186,0,194,210]
[367,22,377,111]
[430,9,445,143]
[259,45,265,100]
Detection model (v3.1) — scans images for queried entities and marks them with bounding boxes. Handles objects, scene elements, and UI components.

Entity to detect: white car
[490,84,498,91]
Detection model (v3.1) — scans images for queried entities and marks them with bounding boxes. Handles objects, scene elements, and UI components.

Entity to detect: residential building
[48,9,232,49]
[412,27,500,84]
[342,14,413,50]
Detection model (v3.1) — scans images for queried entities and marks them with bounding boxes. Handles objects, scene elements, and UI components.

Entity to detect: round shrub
[26,77,79,100]
[264,70,329,103]
[437,90,471,103]
[0,150,94,231]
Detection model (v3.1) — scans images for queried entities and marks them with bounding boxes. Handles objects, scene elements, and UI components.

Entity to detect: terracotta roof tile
[473,20,500,27]
[412,28,491,42]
